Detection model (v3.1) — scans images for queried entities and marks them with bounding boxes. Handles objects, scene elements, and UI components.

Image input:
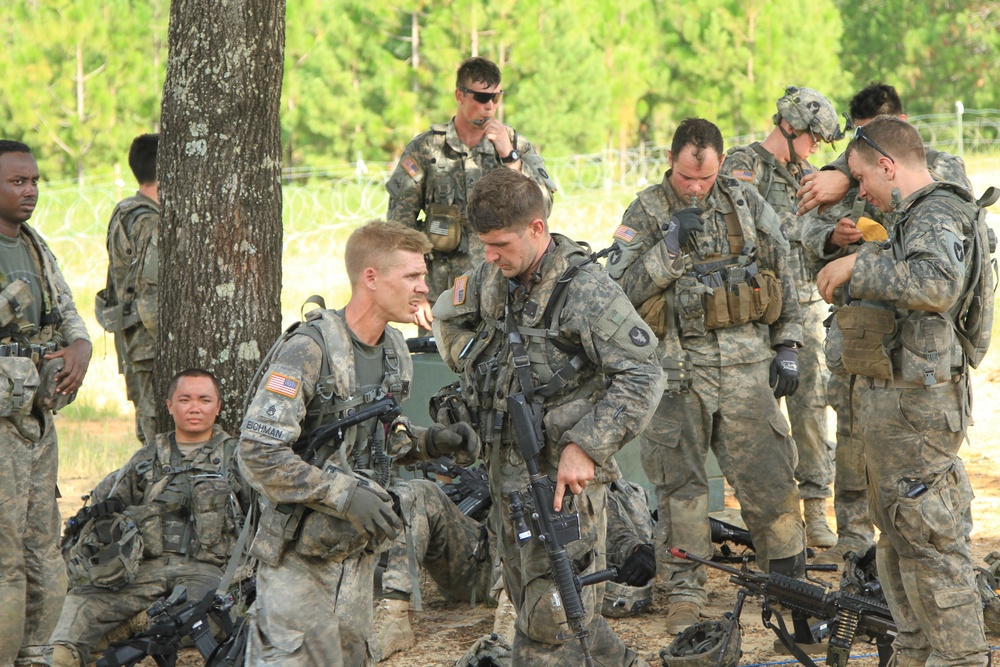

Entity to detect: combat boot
[49,644,83,667]
[803,498,837,549]
[664,600,701,636]
[374,597,415,661]
[492,589,517,641]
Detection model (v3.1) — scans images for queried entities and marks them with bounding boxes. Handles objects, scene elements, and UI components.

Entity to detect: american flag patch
[453,275,469,306]
[265,372,299,399]
[401,156,421,178]
[731,169,754,182]
[613,225,637,243]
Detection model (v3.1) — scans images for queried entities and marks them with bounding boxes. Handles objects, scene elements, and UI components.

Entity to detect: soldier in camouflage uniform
[386,57,556,329]
[608,118,807,634]
[237,221,480,667]
[723,87,843,550]
[799,83,974,567]
[97,134,159,444]
[815,115,988,667]
[433,168,662,665]
[48,369,249,667]
[0,141,92,667]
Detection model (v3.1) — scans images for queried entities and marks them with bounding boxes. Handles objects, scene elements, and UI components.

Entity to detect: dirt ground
[59,365,1000,667]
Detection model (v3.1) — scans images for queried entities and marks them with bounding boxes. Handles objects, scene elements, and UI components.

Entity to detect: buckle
[512,354,530,368]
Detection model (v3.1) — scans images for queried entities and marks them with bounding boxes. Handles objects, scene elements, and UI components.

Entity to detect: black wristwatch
[500,149,521,164]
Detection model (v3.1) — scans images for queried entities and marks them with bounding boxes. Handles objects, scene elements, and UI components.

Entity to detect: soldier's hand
[830,218,864,248]
[427,422,481,462]
[614,543,656,586]
[816,254,858,304]
[414,299,434,330]
[661,207,704,256]
[797,170,850,215]
[343,482,402,543]
[483,119,517,163]
[769,345,800,398]
[555,443,595,512]
[46,338,92,395]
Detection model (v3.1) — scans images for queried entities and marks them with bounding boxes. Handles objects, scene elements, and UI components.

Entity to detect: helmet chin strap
[777,121,801,166]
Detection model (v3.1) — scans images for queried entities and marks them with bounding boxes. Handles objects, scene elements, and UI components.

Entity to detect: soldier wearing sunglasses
[386,57,556,332]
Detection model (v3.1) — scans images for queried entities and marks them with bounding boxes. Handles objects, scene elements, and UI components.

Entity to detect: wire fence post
[956,100,965,158]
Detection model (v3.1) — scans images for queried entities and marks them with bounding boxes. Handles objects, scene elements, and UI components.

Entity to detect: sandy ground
[59,366,1000,666]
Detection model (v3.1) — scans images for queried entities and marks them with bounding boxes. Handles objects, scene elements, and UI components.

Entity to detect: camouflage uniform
[98,193,159,444]
[0,223,89,667]
[843,180,988,666]
[800,148,973,556]
[48,426,248,666]
[608,172,805,606]
[237,308,441,667]
[433,234,662,665]
[386,119,556,303]
[723,145,832,503]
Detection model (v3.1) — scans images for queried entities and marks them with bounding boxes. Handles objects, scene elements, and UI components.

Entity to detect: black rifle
[670,547,896,667]
[293,394,401,465]
[60,496,92,558]
[96,584,236,667]
[414,457,491,521]
[507,393,617,667]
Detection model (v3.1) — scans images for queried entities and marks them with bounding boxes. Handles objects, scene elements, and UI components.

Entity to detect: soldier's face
[667,146,720,204]
[456,80,502,126]
[0,152,39,232]
[167,375,221,441]
[848,151,892,212]
[479,219,545,280]
[373,250,429,324]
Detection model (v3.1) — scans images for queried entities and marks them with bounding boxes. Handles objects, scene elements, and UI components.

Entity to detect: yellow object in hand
[857,217,888,242]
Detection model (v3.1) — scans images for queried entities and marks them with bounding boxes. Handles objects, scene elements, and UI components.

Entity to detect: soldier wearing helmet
[722,87,843,558]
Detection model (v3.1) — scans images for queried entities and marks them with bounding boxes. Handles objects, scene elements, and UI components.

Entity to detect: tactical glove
[769,345,800,398]
[427,422,481,463]
[661,207,704,255]
[614,543,656,586]
[343,481,402,544]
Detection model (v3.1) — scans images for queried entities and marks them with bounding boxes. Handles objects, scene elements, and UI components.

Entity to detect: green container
[405,352,724,512]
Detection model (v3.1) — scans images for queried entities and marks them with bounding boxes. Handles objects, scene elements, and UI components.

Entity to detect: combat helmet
[67,512,143,590]
[774,86,843,143]
[661,619,742,667]
[602,579,654,618]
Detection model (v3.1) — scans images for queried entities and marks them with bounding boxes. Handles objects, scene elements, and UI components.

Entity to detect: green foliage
[1,0,998,181]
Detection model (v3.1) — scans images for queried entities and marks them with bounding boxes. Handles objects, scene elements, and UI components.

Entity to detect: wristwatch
[500,149,521,164]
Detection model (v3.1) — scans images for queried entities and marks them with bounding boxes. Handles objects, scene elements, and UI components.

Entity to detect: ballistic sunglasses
[458,86,503,104]
[853,125,894,163]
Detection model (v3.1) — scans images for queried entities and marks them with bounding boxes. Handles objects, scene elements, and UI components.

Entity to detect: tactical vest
[96,197,158,334]
[636,183,783,338]
[126,431,242,567]
[0,226,62,342]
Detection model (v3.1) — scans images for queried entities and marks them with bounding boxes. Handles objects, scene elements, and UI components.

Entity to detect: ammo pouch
[752,269,783,325]
[897,316,960,386]
[0,356,39,421]
[673,276,710,338]
[833,305,896,380]
[34,357,77,413]
[94,289,141,333]
[424,203,463,253]
[191,476,234,562]
[637,293,669,340]
[661,354,692,394]
[0,278,34,328]
[122,503,164,559]
[696,267,782,331]
[293,461,380,562]
[248,500,294,567]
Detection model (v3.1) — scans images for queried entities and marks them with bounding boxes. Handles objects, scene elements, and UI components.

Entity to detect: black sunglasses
[853,125,894,163]
[458,86,503,104]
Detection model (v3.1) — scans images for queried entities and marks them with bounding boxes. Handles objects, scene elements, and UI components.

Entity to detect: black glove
[427,422,481,462]
[343,482,402,544]
[769,345,800,398]
[614,544,656,586]
[661,207,704,255]
[89,497,126,518]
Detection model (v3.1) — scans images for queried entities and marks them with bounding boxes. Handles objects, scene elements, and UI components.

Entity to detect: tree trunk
[156,0,286,433]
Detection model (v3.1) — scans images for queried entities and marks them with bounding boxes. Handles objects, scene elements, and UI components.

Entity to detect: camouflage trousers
[827,372,875,549]
[379,478,494,605]
[48,557,222,666]
[495,481,646,666]
[0,412,67,667]
[859,382,988,667]
[784,300,832,500]
[122,356,156,445]
[246,549,378,667]
[641,360,805,606]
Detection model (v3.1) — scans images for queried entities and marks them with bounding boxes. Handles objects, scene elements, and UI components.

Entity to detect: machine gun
[96,584,236,667]
[413,457,491,521]
[709,517,754,561]
[670,548,896,667]
[506,393,617,667]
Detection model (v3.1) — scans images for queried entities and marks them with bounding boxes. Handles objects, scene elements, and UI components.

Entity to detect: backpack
[955,186,998,368]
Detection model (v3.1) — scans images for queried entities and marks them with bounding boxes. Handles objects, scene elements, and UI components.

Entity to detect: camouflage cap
[661,620,742,667]
[774,86,843,143]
